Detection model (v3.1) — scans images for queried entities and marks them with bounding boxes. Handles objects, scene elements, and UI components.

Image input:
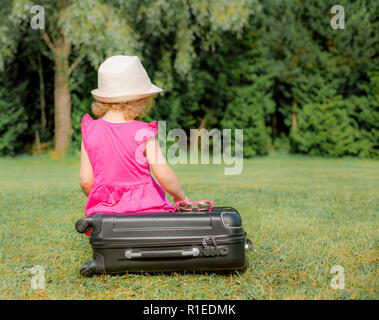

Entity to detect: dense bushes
[0,0,377,158]
[292,97,357,157]
[0,73,28,156]
[292,92,379,158]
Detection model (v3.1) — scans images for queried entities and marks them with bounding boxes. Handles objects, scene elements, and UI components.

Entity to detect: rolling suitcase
[75,207,252,277]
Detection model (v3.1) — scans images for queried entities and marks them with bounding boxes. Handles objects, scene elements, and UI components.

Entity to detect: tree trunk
[272,112,278,137]
[53,40,72,157]
[37,52,47,132]
[292,98,297,130]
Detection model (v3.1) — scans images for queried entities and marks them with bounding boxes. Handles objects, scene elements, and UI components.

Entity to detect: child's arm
[146,137,188,202]
[79,141,94,196]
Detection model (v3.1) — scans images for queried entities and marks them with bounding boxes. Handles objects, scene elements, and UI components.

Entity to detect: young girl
[80,55,188,218]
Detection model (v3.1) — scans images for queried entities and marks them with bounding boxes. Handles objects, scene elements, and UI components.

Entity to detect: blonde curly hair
[91,96,155,120]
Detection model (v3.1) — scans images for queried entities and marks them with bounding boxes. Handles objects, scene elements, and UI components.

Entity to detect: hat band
[97,83,154,97]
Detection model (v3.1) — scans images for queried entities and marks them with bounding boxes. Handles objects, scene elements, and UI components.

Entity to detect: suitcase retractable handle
[125,248,200,259]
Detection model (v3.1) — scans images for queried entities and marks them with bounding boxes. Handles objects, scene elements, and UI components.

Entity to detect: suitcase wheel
[79,260,97,277]
[75,219,90,234]
[240,259,250,273]
[245,238,252,251]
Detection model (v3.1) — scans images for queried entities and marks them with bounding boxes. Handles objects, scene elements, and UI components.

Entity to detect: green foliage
[290,69,378,158]
[9,0,140,69]
[222,84,274,157]
[0,0,378,158]
[0,73,28,156]
[252,0,378,158]
[59,0,138,67]
[70,60,97,152]
[121,0,256,89]
[0,0,22,70]
[291,96,358,157]
[219,25,275,157]
[343,70,379,158]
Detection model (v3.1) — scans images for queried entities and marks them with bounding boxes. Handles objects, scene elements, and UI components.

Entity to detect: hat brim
[91,84,163,103]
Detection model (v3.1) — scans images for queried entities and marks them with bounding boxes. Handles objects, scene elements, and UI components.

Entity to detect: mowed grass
[0,154,378,300]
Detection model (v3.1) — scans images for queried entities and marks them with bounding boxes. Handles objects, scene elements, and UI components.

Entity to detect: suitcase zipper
[90,233,246,249]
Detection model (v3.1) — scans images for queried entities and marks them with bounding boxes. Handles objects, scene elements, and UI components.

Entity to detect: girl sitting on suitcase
[79,55,188,221]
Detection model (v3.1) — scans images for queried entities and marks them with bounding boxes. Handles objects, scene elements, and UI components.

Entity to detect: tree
[2,0,377,158]
[220,24,275,157]
[4,0,137,156]
[251,0,378,157]
[1,0,256,156]
[120,0,256,128]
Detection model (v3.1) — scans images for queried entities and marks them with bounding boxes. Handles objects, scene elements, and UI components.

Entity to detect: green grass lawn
[0,154,378,300]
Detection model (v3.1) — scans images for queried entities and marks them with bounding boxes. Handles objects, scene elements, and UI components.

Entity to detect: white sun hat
[91,55,163,103]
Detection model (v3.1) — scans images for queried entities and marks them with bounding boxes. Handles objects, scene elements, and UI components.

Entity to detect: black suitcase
[75,207,252,277]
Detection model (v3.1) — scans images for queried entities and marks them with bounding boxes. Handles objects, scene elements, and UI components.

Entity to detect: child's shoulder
[81,114,96,134]
[81,113,93,125]
[133,119,158,129]
[132,120,158,141]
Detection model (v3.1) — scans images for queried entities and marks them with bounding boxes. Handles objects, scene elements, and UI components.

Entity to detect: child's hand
[174,194,189,203]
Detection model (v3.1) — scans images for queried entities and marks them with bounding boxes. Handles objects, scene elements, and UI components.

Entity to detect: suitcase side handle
[125,248,200,259]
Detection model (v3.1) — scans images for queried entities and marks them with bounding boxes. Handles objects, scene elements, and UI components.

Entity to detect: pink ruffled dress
[81,114,176,219]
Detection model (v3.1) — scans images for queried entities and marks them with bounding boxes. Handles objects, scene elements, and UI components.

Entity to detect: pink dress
[81,114,176,218]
